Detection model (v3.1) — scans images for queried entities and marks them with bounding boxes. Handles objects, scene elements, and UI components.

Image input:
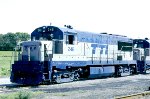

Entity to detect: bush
[17,91,31,99]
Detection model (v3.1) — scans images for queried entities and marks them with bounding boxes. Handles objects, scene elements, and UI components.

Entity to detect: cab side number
[68,47,74,51]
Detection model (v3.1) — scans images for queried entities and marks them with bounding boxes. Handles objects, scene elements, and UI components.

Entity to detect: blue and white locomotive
[10,25,150,84]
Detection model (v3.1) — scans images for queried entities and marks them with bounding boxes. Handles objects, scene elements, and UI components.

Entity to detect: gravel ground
[0,74,150,99]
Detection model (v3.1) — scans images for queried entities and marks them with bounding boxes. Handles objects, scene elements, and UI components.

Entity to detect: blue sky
[0,0,150,39]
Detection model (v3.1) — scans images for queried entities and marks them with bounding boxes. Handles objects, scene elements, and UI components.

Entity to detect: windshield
[31,26,63,41]
[134,44,144,48]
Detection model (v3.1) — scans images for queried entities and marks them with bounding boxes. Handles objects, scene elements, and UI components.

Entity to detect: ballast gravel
[0,74,150,99]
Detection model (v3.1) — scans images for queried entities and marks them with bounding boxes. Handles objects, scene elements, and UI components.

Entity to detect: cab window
[68,35,74,44]
[66,34,76,45]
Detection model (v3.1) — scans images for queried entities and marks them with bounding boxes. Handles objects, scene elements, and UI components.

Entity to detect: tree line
[0,32,30,51]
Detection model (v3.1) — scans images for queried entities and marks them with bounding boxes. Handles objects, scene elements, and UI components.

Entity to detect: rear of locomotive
[10,26,61,85]
[133,39,150,73]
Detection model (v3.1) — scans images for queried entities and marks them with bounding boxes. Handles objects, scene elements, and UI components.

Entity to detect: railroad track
[115,91,150,99]
[0,83,27,88]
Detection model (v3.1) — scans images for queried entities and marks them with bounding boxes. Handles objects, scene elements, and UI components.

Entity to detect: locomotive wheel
[118,67,122,77]
[114,66,122,77]
[74,72,80,80]
[69,73,75,81]
[55,75,62,84]
[130,65,136,75]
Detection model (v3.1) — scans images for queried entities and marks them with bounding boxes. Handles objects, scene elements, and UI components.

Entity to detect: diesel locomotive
[10,25,150,85]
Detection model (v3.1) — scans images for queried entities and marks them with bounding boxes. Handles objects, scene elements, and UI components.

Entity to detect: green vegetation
[0,32,30,77]
[0,32,30,51]
[0,51,14,77]
[0,90,43,99]
[0,32,36,98]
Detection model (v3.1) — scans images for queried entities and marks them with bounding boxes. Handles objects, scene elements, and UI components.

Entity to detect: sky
[0,0,150,39]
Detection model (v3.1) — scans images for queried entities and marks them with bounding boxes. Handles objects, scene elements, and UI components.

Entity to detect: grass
[0,51,14,77]
[0,90,43,99]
